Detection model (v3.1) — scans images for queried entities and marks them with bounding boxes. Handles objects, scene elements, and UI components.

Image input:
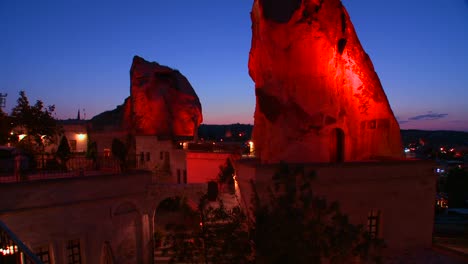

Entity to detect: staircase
[0,221,43,263]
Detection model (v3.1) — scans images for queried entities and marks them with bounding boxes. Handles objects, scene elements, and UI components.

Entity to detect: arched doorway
[110,201,142,264]
[330,128,345,163]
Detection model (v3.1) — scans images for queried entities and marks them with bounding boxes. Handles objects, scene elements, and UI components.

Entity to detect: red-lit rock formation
[249,0,403,163]
[123,56,203,137]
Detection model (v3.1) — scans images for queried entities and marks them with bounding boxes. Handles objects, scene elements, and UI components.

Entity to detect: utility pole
[0,93,7,109]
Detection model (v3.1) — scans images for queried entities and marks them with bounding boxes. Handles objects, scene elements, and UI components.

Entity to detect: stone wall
[186,152,239,183]
[0,172,207,264]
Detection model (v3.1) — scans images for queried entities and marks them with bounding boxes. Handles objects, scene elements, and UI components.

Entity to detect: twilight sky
[1,0,467,131]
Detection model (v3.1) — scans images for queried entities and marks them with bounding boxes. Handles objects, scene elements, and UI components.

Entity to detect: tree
[10,91,58,153]
[56,135,71,169]
[447,168,468,208]
[0,109,13,145]
[252,163,384,264]
[86,140,98,169]
[217,158,236,194]
[164,196,253,264]
[218,158,235,184]
[111,138,127,171]
[169,163,384,264]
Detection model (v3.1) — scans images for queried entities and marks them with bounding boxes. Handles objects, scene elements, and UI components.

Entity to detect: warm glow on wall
[77,133,87,141]
[248,141,254,155]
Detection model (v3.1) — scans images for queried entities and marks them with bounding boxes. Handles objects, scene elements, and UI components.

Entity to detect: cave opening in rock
[330,128,345,162]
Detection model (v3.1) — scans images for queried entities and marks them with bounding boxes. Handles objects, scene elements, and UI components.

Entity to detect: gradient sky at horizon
[1,0,467,131]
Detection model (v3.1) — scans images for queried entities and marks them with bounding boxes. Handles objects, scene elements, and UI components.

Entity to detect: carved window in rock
[140,152,144,162]
[104,148,111,158]
[368,120,377,129]
[330,128,345,163]
[66,239,82,264]
[160,151,163,160]
[177,169,181,184]
[35,244,52,264]
[183,170,187,184]
[367,210,381,239]
[146,152,150,161]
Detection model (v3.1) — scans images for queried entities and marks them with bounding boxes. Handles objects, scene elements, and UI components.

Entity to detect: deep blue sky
[1,0,467,131]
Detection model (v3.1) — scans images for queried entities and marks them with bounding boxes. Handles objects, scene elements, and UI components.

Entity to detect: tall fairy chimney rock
[249,0,403,163]
[124,56,203,137]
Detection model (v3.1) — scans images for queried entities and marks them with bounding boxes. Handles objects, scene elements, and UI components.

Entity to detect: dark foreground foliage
[166,163,384,264]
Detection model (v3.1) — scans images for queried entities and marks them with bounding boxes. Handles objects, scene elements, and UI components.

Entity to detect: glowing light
[77,133,86,141]
[0,245,17,255]
[248,141,255,155]
[18,134,26,141]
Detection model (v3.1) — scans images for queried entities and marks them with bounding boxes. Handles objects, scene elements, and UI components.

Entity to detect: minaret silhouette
[77,109,81,120]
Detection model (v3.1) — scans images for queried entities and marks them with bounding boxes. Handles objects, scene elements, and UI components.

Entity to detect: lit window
[104,149,111,157]
[367,210,381,239]
[66,239,82,264]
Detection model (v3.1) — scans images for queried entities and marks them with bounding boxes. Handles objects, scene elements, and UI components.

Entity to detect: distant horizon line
[55,118,468,133]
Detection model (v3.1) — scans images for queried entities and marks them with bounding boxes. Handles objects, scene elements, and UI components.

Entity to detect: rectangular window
[140,152,144,162]
[367,210,380,239]
[104,148,111,158]
[146,152,150,161]
[69,140,77,152]
[67,239,82,264]
[183,170,187,184]
[160,151,163,160]
[35,245,52,264]
[177,169,181,184]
